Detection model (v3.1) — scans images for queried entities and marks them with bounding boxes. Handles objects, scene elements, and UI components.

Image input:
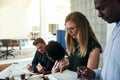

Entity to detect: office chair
[0,41,5,59]
[0,51,5,59]
[11,39,21,54]
[0,50,6,59]
[0,39,15,59]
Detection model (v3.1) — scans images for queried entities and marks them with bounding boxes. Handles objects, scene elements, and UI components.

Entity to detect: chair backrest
[0,39,12,47]
[11,40,20,46]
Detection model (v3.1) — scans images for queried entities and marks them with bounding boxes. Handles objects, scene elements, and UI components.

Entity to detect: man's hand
[36,63,45,73]
[77,66,95,80]
[27,64,34,72]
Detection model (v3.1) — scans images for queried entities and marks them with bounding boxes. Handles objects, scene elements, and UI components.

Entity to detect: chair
[0,50,5,59]
[0,52,5,59]
[11,39,21,54]
[0,41,5,59]
[0,39,15,59]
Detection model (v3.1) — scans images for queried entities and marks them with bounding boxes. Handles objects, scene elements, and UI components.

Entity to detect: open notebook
[47,69,79,80]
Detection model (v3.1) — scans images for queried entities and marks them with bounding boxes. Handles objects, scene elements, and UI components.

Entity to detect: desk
[0,61,79,80]
[0,64,11,72]
[0,61,31,80]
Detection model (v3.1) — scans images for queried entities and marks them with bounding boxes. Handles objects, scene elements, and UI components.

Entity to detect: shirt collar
[116,21,120,27]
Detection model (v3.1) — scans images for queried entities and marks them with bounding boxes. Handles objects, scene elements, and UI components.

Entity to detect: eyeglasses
[65,27,77,32]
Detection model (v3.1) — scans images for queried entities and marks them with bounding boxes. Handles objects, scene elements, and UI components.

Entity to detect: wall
[0,0,32,39]
[0,0,70,42]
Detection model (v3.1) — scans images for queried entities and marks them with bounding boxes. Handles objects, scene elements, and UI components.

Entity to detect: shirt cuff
[93,67,102,79]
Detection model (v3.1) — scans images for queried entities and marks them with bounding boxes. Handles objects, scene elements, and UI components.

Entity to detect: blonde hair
[65,12,100,57]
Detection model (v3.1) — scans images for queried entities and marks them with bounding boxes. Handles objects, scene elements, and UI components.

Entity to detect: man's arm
[32,51,39,73]
[77,66,102,79]
[43,56,54,71]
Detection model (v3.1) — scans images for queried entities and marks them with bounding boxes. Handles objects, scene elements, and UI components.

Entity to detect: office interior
[0,0,115,71]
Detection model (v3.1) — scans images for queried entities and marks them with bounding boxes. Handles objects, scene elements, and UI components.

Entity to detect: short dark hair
[45,41,65,61]
[33,38,45,46]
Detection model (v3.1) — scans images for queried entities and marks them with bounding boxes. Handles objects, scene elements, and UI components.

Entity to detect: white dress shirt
[94,21,120,80]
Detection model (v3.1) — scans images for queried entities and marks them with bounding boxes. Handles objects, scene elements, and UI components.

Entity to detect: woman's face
[65,21,78,38]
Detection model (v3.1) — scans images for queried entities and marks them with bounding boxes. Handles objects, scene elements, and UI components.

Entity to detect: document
[47,69,79,80]
[0,61,31,79]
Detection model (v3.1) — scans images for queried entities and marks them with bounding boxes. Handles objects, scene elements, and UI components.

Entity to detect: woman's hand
[52,61,60,73]
[59,58,69,72]
[77,66,95,80]
[52,58,69,73]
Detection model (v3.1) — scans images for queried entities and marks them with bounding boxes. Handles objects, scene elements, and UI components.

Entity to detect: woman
[45,41,69,73]
[65,11,102,72]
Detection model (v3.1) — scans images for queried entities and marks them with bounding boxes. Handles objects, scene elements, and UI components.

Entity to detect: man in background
[27,38,54,73]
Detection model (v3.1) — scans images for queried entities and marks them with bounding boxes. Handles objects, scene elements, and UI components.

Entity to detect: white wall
[0,0,31,39]
[45,0,71,29]
[0,0,70,41]
[0,8,27,39]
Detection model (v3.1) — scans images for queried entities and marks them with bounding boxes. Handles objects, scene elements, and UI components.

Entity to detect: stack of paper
[47,69,79,80]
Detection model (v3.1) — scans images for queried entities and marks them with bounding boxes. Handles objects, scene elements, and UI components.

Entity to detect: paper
[27,74,43,80]
[0,61,31,79]
[47,69,79,80]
